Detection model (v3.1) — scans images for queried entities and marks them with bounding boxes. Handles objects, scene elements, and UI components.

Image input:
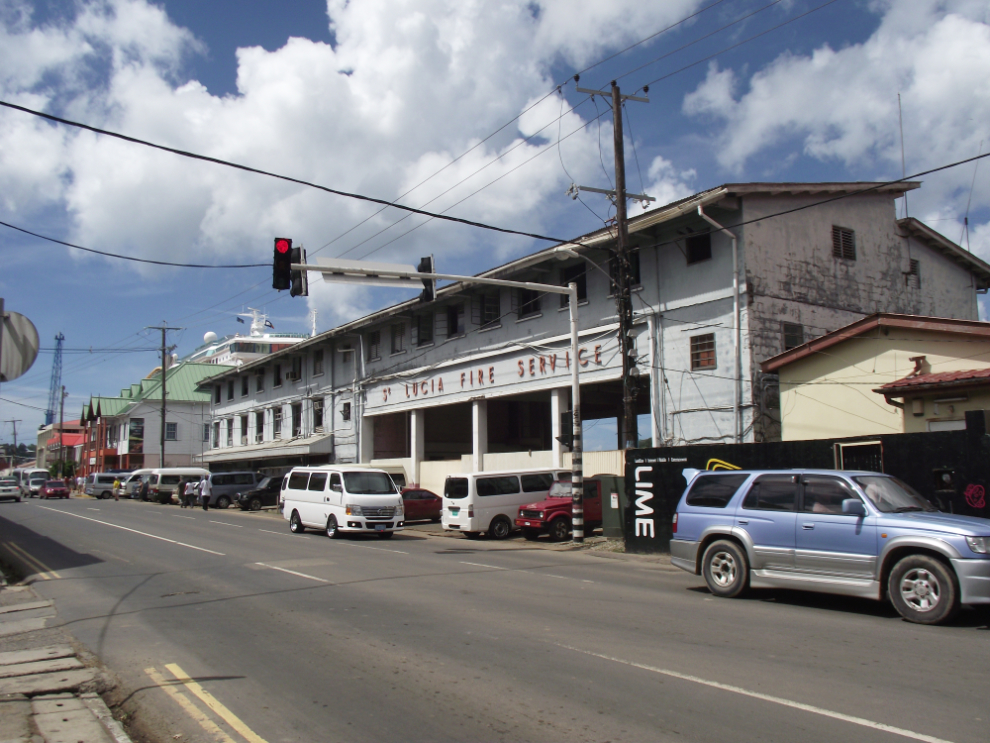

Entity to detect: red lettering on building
[518,360,525,377]
[489,366,495,384]
[594,345,601,364]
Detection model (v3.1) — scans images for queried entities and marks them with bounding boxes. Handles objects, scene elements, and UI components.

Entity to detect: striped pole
[568,282,584,543]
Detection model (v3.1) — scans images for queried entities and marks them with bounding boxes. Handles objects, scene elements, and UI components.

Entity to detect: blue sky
[1,0,988,450]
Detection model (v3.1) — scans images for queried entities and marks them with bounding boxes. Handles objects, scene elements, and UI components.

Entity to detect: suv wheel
[249,497,262,512]
[216,495,231,509]
[548,518,571,543]
[702,540,748,598]
[889,555,959,625]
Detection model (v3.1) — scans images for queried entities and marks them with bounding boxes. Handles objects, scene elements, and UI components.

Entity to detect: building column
[360,414,375,464]
[551,387,567,468]
[410,409,425,486]
[472,399,488,472]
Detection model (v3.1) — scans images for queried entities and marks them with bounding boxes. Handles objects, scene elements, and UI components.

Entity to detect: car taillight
[468,507,474,518]
[672,512,678,534]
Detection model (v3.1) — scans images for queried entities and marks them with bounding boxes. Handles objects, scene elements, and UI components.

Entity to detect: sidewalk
[0,580,132,743]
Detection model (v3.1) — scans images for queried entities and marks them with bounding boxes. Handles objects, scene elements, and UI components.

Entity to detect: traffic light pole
[296,259,586,542]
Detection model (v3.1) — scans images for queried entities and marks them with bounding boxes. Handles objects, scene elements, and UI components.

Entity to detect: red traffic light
[275,238,291,254]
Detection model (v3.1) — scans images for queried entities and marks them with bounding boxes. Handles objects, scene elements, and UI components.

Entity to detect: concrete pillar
[551,387,567,468]
[472,399,488,472]
[360,414,375,464]
[410,409,425,485]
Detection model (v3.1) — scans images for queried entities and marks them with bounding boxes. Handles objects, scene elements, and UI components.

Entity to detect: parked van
[147,468,209,504]
[282,466,403,539]
[122,469,154,498]
[442,467,572,539]
[14,468,50,497]
[191,471,261,508]
[85,472,120,499]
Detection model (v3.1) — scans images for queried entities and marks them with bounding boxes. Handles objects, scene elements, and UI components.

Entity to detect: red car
[401,487,442,522]
[39,480,70,499]
[515,475,623,541]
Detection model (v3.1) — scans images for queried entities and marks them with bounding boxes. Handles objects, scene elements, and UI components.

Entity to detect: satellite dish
[1,310,40,383]
[204,331,218,344]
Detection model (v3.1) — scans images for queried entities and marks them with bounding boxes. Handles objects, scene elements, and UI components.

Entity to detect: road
[0,496,986,743]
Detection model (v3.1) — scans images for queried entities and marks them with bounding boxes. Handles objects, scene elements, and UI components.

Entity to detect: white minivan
[282,466,404,539]
[442,468,571,539]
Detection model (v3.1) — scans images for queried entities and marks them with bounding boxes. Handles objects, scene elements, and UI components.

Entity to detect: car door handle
[802,523,815,530]
[737,519,749,525]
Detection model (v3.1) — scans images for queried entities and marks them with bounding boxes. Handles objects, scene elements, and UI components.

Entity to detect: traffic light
[555,410,574,450]
[273,237,292,291]
[417,255,435,303]
[289,247,308,297]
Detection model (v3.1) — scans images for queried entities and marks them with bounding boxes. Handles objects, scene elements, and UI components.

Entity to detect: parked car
[39,480,70,499]
[515,475,622,541]
[401,487,442,522]
[282,466,404,538]
[27,475,48,498]
[670,468,990,625]
[0,477,22,502]
[235,476,283,511]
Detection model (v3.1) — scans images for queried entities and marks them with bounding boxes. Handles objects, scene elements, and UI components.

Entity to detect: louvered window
[832,226,856,260]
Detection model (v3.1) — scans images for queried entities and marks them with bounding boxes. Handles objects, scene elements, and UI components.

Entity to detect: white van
[122,469,154,498]
[282,466,404,539]
[442,467,572,539]
[147,467,209,504]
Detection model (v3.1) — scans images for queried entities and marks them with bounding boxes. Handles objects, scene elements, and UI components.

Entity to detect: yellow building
[761,314,990,440]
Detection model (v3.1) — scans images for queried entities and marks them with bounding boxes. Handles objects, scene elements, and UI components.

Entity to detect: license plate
[375,524,386,531]
[523,521,532,526]
[450,508,459,516]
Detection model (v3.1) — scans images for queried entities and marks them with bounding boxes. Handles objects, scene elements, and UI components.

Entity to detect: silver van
[202,471,261,509]
[85,473,120,499]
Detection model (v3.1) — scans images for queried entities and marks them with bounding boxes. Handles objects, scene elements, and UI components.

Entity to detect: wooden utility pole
[58,386,67,477]
[148,324,182,469]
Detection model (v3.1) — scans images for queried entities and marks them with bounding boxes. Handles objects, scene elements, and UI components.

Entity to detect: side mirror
[842,498,866,516]
[331,482,342,492]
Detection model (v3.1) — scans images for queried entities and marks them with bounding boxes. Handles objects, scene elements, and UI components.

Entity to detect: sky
[1,0,988,451]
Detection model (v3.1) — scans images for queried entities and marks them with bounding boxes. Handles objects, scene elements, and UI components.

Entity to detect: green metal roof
[138,362,234,402]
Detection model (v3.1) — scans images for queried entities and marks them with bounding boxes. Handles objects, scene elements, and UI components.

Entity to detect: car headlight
[965,536,990,554]
[345,504,363,516]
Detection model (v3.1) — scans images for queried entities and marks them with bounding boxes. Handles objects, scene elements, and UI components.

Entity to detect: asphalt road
[0,496,987,743]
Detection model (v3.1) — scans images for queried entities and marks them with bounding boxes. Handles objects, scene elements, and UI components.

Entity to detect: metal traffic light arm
[295,259,587,543]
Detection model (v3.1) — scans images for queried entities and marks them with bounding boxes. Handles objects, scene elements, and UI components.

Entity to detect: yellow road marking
[144,667,236,743]
[6,543,60,580]
[165,663,269,743]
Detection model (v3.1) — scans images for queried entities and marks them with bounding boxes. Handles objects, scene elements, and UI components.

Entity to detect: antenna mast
[44,333,65,426]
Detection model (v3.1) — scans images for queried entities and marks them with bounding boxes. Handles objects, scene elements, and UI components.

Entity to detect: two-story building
[197,181,990,492]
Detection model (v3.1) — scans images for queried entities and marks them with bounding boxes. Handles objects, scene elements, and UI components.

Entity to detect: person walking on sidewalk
[112,477,121,502]
[199,475,211,511]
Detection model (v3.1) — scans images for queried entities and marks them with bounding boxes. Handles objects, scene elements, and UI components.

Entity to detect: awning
[196,433,335,464]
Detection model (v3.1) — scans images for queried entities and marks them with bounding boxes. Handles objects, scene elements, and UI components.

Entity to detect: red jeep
[514,475,623,542]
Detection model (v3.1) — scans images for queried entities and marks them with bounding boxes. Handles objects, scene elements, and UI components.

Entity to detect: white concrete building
[197,182,990,491]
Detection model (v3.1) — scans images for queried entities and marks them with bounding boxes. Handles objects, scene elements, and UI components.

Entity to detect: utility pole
[58,386,67,477]
[574,81,652,450]
[148,324,182,469]
[4,419,21,462]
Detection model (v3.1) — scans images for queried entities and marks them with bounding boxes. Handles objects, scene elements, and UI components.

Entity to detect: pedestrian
[139,477,150,502]
[183,479,195,508]
[112,476,121,502]
[199,475,211,511]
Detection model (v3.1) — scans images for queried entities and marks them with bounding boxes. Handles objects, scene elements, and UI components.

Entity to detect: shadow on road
[0,514,104,581]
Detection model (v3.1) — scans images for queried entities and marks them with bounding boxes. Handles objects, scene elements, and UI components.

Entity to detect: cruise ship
[187,309,311,366]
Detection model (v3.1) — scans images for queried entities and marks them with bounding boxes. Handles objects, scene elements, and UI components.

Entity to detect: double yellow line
[144,663,268,743]
[4,543,60,580]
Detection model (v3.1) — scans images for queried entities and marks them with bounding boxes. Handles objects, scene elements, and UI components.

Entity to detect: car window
[343,472,396,494]
[802,477,857,515]
[742,475,798,511]
[234,473,255,485]
[477,476,520,496]
[288,472,309,490]
[445,478,468,499]
[308,473,328,491]
[685,474,749,508]
[521,474,553,492]
[329,473,341,490]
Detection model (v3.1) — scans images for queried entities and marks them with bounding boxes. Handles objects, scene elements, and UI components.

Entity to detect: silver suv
[670,469,990,625]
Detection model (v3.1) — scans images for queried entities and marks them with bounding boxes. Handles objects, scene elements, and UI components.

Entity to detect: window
[832,226,856,260]
[446,304,465,337]
[686,232,712,264]
[227,381,234,401]
[313,349,324,376]
[782,322,804,351]
[226,419,233,446]
[559,264,588,307]
[291,403,302,437]
[165,422,177,441]
[521,473,554,492]
[342,402,351,422]
[240,415,248,445]
[906,259,920,288]
[367,331,381,360]
[203,424,210,442]
[241,376,249,396]
[274,364,283,387]
[313,398,324,432]
[685,474,748,508]
[256,369,265,392]
[742,475,798,511]
[290,356,302,380]
[518,289,541,318]
[802,476,857,515]
[416,313,433,346]
[214,386,221,404]
[476,292,501,328]
[690,333,716,370]
[476,476,520,496]
[308,472,328,491]
[255,411,264,443]
[288,472,309,490]
[212,422,220,448]
[609,249,641,291]
[391,323,406,354]
[273,408,282,437]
